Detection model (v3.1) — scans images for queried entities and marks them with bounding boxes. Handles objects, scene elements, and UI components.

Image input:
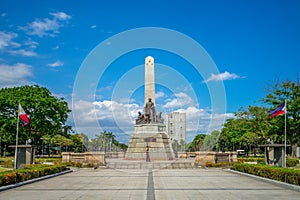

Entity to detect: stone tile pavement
[0,168,299,200]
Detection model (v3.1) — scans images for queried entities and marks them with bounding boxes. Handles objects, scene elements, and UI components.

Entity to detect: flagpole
[14,106,20,169]
[284,99,287,168]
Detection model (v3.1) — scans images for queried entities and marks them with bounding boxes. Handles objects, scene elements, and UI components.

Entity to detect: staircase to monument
[106,158,197,169]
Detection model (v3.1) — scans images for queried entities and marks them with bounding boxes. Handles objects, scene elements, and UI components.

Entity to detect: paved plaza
[0,168,299,200]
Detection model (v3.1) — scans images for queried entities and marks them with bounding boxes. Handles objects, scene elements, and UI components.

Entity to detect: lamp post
[41,138,45,156]
[0,134,1,157]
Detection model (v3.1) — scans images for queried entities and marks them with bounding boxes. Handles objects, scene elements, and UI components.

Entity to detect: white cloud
[24,39,39,49]
[119,97,135,104]
[90,25,97,29]
[21,11,71,37]
[71,93,233,143]
[71,99,142,141]
[50,12,71,21]
[48,61,63,67]
[9,49,37,57]
[155,91,165,99]
[163,92,194,109]
[203,71,244,83]
[0,63,33,87]
[23,18,59,37]
[52,45,59,50]
[73,100,141,125]
[0,31,19,50]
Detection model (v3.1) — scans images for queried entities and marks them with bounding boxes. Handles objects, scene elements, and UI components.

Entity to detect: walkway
[0,168,299,200]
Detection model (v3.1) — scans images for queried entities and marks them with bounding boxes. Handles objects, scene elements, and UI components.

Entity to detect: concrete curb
[224,169,300,192]
[0,169,73,192]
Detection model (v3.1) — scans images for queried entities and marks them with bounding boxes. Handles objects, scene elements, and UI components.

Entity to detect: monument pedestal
[125,124,175,160]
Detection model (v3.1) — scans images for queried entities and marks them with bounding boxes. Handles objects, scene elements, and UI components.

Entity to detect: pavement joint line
[15,187,286,191]
[147,169,155,200]
[0,169,73,192]
[224,169,300,192]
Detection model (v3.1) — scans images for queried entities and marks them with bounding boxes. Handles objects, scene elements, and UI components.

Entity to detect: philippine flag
[269,102,286,117]
[18,104,29,126]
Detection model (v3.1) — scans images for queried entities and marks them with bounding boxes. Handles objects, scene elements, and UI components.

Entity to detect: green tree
[89,131,127,152]
[179,139,186,151]
[219,106,271,152]
[202,130,220,151]
[172,139,179,153]
[0,85,71,149]
[263,80,300,157]
[187,134,206,151]
[69,133,86,152]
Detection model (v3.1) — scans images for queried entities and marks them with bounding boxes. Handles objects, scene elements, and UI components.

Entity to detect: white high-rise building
[165,112,186,143]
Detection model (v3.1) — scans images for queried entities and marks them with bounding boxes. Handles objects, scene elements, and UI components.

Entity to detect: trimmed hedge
[35,157,62,165]
[238,157,265,164]
[287,158,300,167]
[64,162,101,168]
[205,162,234,168]
[0,157,14,168]
[0,164,67,187]
[233,163,300,186]
[238,157,299,167]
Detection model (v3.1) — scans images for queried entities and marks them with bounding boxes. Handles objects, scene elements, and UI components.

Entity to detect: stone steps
[106,159,197,169]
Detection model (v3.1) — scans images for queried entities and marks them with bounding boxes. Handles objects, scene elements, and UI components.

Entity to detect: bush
[205,162,233,168]
[233,163,300,186]
[0,164,67,187]
[238,157,265,165]
[35,157,62,164]
[86,163,95,168]
[64,162,82,168]
[238,157,299,167]
[0,157,14,168]
[286,158,300,167]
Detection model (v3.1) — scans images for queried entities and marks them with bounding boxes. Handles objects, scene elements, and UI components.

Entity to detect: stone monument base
[125,124,175,160]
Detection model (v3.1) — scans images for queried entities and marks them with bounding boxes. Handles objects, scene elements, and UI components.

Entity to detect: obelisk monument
[144,56,155,105]
[125,56,175,160]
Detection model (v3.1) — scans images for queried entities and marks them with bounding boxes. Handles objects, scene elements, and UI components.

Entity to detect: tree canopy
[0,85,71,149]
[216,79,300,156]
[188,79,300,157]
[0,85,127,156]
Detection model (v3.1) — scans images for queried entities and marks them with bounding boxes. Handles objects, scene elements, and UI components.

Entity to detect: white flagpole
[14,105,20,169]
[284,99,287,168]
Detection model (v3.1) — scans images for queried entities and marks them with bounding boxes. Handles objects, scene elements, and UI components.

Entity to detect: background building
[165,112,186,148]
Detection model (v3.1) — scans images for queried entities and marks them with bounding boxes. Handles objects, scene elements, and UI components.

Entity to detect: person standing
[146,144,150,162]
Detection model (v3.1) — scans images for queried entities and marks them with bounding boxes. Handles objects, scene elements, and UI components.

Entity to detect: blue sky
[0,0,299,143]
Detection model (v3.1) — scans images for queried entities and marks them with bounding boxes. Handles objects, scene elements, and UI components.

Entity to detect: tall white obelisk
[144,56,155,106]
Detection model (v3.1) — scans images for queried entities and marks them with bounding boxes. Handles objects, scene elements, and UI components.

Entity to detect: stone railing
[177,152,197,158]
[105,152,125,158]
[62,152,106,166]
[195,151,237,166]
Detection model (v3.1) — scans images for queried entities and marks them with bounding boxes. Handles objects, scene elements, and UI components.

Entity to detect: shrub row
[233,163,300,186]
[205,162,234,168]
[0,164,67,187]
[286,158,300,167]
[35,157,62,164]
[238,157,265,164]
[238,157,299,167]
[0,157,14,168]
[64,162,102,168]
